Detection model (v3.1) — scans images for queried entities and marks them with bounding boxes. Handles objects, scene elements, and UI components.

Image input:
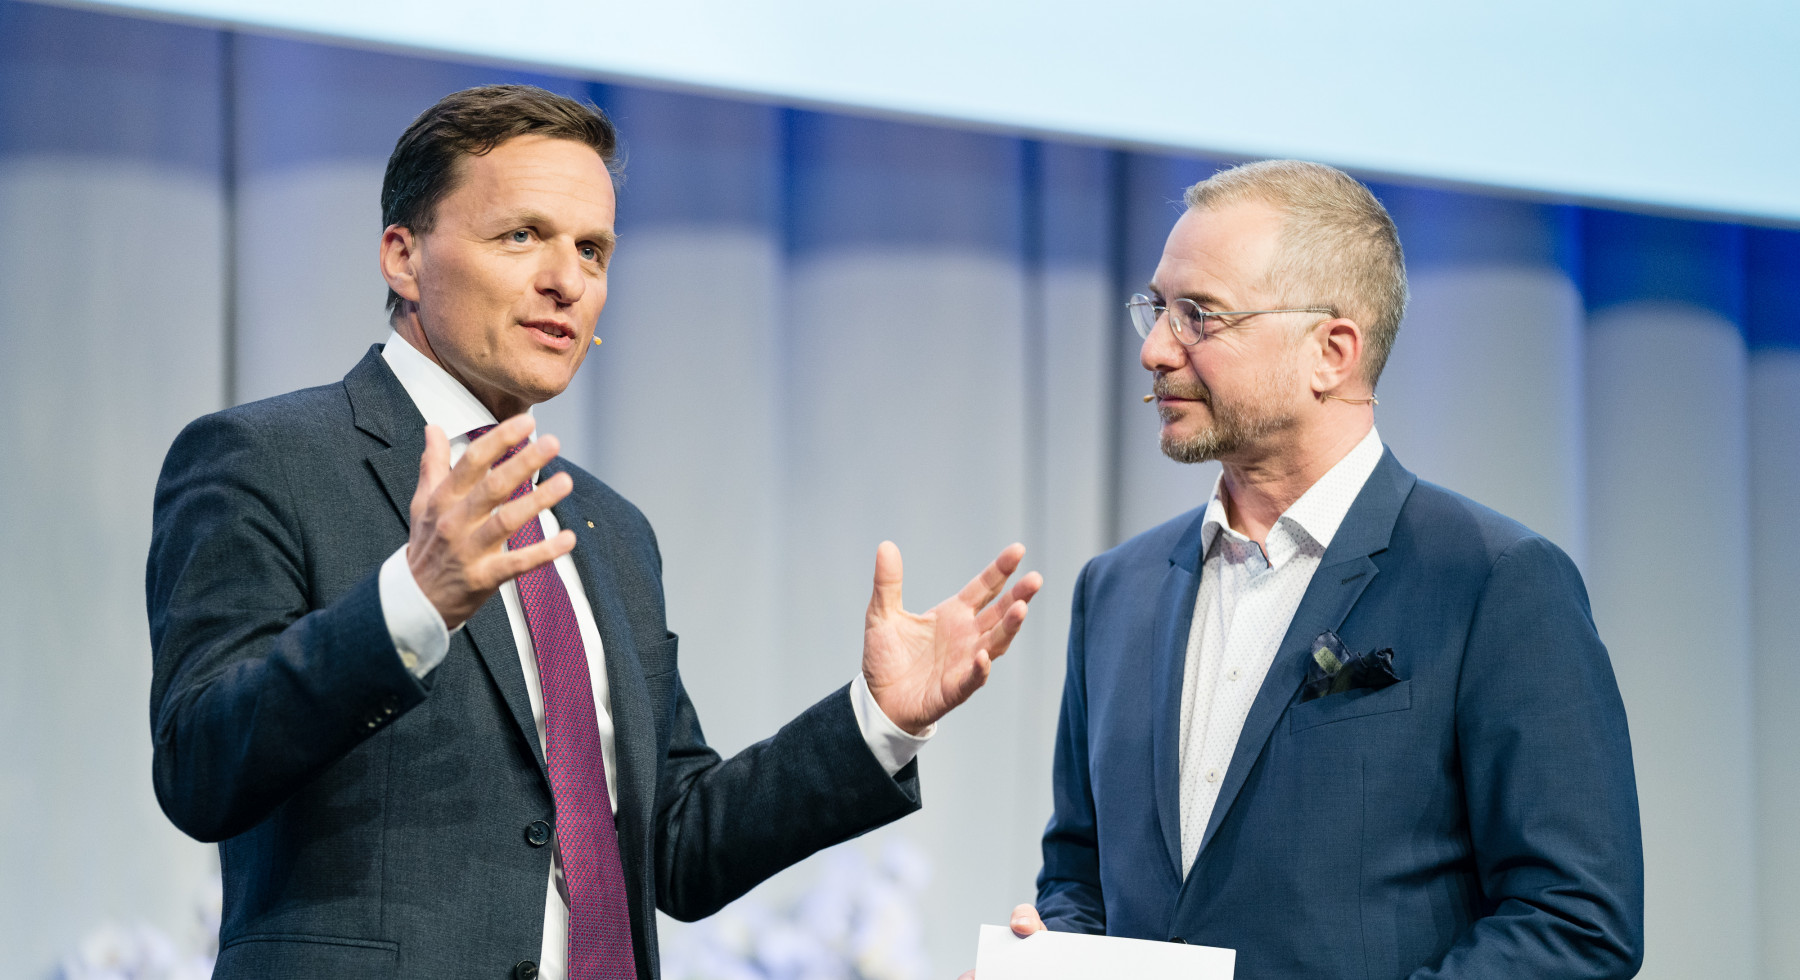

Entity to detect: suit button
[513,960,538,980]
[1170,936,1187,944]
[525,820,552,847]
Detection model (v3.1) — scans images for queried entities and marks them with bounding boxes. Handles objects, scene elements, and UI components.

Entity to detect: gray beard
[1158,388,1298,464]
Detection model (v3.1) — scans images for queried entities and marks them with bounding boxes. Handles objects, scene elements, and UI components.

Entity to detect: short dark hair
[381,84,620,318]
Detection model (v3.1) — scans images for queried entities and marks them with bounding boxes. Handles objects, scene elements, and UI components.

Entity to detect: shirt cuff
[378,544,451,678]
[850,672,934,777]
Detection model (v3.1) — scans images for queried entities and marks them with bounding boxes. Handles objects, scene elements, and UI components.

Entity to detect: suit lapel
[1187,450,1418,867]
[347,346,549,780]
[547,461,657,840]
[1151,512,1211,878]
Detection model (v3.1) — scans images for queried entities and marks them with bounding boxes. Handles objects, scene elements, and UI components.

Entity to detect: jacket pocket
[640,632,679,679]
[1288,679,1412,733]
[215,933,398,977]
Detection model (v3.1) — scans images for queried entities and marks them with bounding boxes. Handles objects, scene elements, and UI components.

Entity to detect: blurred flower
[65,843,932,980]
[662,838,932,980]
[57,877,220,980]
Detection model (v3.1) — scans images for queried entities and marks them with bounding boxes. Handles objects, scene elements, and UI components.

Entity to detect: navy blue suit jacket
[1038,449,1643,978]
[147,348,920,979]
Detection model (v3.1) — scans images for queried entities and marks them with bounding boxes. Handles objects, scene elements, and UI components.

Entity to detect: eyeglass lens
[1127,294,1204,344]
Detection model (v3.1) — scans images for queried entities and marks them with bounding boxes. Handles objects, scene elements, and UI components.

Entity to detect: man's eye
[579,245,598,262]
[510,229,530,243]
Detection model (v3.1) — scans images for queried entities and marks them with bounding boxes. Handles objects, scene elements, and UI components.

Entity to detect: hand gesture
[862,541,1043,735]
[406,416,576,629]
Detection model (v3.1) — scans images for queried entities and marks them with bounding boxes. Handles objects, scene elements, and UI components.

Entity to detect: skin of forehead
[438,135,616,247]
[1151,201,1287,311]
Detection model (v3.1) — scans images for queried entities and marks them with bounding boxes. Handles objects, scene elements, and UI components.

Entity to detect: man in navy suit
[148,86,1041,979]
[996,161,1642,978]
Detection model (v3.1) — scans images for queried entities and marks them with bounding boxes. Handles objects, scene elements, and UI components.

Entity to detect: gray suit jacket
[147,347,921,979]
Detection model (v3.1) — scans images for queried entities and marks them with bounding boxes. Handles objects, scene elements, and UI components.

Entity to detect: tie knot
[463,425,528,466]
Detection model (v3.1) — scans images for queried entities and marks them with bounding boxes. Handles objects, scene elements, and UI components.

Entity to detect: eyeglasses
[1127,293,1334,346]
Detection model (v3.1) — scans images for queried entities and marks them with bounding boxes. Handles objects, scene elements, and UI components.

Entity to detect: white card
[974,923,1235,979]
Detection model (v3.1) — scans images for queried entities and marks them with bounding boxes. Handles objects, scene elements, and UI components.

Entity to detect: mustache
[1153,375,1210,402]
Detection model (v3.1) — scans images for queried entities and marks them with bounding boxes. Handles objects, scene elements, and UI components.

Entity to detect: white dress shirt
[1176,426,1384,875]
[372,331,928,978]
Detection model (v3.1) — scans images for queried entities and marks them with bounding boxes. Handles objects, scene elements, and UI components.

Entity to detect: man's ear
[380,224,422,306]
[1311,317,1369,396]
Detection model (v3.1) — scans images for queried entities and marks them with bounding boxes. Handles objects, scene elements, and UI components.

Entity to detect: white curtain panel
[0,3,225,972]
[1746,229,1800,980]
[1584,214,1757,980]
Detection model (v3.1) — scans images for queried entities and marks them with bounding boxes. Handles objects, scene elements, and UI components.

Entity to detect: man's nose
[1140,312,1187,374]
[536,242,585,305]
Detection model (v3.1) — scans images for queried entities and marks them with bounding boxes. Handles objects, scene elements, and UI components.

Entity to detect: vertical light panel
[0,1,224,972]
[1111,152,1225,545]
[1376,188,1587,564]
[782,112,1030,974]
[1584,212,1755,979]
[570,86,788,754]
[1746,227,1800,980]
[1011,141,1117,914]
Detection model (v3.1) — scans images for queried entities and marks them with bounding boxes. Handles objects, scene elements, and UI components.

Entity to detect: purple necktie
[470,427,636,980]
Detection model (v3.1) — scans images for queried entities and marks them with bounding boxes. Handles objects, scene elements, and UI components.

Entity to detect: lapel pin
[586,520,594,528]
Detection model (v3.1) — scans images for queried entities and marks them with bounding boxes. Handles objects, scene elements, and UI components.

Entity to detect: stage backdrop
[1,2,1796,977]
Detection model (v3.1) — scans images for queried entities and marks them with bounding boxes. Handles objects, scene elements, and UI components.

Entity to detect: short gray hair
[1184,160,1408,387]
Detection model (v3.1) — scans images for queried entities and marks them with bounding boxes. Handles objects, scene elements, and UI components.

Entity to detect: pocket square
[1302,630,1401,703]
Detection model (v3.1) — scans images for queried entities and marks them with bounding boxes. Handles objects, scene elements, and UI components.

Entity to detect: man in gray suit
[147,85,1041,980]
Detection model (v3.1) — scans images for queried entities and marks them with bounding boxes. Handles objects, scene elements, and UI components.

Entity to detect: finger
[1010,904,1046,936]
[412,425,450,516]
[956,543,1025,610]
[479,528,577,588]
[472,472,575,550]
[948,647,994,707]
[979,599,1033,662]
[445,414,538,495]
[482,432,563,503]
[867,541,904,620]
[466,433,563,514]
[976,570,1043,632]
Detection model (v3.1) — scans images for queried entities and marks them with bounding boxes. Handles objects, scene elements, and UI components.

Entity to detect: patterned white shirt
[1177,426,1385,875]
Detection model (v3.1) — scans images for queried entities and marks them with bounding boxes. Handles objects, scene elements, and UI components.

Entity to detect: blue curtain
[2,2,1796,976]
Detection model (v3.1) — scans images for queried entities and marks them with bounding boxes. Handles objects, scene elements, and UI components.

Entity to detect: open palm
[862,541,1042,734]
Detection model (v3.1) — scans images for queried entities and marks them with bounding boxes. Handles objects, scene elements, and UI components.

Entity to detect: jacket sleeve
[146,412,427,843]
[1035,561,1107,935]
[1412,535,1645,979]
[650,678,922,921]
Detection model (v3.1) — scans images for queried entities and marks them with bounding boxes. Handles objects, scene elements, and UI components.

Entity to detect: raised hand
[862,541,1043,735]
[406,415,576,629]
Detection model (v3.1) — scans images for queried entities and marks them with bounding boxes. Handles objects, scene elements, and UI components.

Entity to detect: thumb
[414,425,449,508]
[1010,903,1045,936]
[867,540,904,621]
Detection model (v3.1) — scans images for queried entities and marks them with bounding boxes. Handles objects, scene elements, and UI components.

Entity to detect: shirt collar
[381,330,534,464]
[1199,425,1385,563]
